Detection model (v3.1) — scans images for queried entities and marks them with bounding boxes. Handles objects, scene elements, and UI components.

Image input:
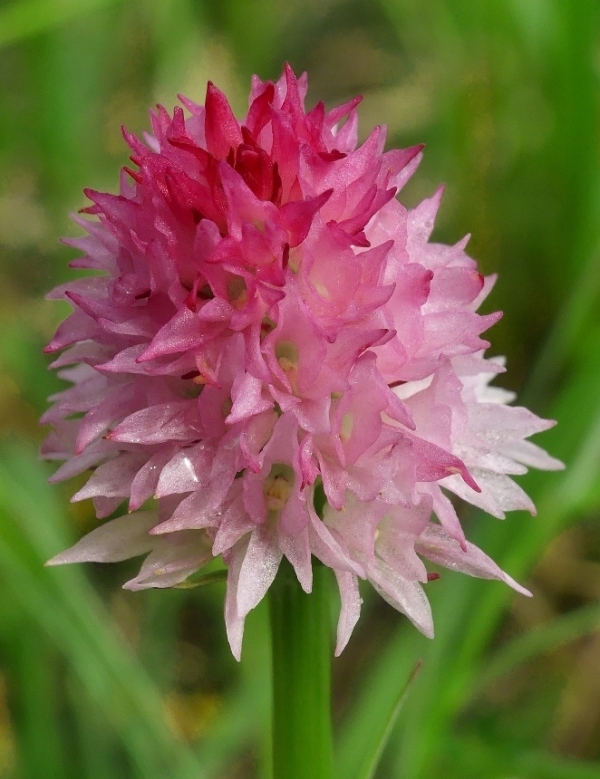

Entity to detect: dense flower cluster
[43,66,561,658]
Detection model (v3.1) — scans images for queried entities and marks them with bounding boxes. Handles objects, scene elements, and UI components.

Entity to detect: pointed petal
[333,570,362,655]
[236,529,282,617]
[46,511,157,565]
[368,559,434,638]
[416,524,532,596]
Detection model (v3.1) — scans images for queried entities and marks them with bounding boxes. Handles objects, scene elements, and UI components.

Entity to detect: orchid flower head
[43,65,562,659]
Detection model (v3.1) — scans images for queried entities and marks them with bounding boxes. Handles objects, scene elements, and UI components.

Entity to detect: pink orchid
[43,65,562,659]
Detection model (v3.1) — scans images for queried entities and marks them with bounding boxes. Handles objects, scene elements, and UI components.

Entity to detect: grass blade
[345,660,422,779]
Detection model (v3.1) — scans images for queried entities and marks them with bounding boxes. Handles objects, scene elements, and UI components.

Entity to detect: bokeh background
[1,0,599,777]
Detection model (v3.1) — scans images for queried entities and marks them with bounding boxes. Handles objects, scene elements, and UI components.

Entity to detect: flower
[43,65,562,659]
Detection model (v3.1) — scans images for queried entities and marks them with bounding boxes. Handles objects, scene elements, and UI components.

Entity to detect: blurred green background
[1,0,599,777]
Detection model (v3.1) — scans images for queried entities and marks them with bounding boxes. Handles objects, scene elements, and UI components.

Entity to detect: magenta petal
[205,82,243,159]
[278,189,332,247]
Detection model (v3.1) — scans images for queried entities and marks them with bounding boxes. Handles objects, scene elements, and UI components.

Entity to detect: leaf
[336,630,423,779]
[0,443,205,779]
[353,660,423,779]
[471,602,600,700]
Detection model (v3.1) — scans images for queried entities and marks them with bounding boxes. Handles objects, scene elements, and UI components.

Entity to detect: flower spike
[43,66,562,658]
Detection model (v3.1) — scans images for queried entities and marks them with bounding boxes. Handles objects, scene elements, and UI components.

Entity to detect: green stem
[269,559,334,779]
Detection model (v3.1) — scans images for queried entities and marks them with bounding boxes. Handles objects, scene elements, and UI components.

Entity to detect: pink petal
[416,524,531,596]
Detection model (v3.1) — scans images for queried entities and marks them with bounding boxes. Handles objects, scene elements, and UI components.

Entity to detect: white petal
[123,531,211,590]
[236,529,282,618]
[441,469,536,518]
[474,470,537,514]
[224,543,246,661]
[426,484,466,547]
[458,445,528,475]
[368,559,434,638]
[498,439,565,471]
[47,511,157,565]
[308,510,364,577]
[279,528,313,593]
[469,403,555,441]
[333,570,362,656]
